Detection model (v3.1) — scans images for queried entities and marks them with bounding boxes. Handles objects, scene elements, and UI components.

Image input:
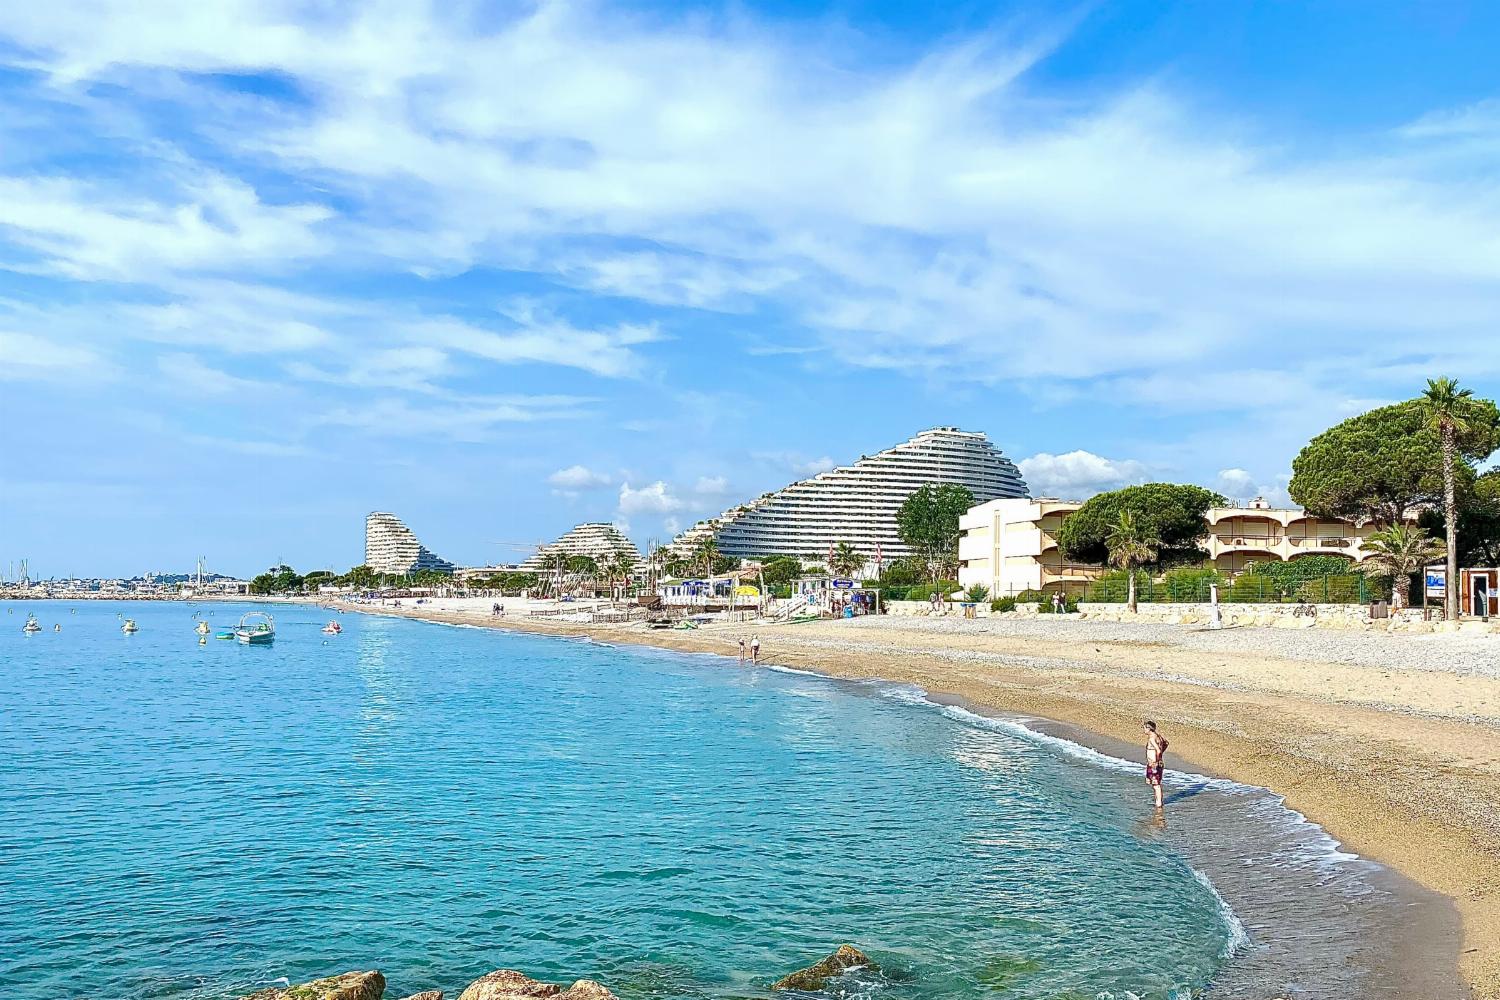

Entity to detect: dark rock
[456,971,562,1000]
[245,971,386,1000]
[772,946,877,991]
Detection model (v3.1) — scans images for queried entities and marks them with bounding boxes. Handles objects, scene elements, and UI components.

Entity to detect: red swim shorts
[1145,764,1164,786]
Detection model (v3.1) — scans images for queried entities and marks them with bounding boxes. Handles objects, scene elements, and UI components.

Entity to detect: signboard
[1425,567,1446,597]
[832,579,856,589]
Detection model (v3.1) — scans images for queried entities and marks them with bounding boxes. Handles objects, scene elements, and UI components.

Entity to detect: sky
[3,1,1500,579]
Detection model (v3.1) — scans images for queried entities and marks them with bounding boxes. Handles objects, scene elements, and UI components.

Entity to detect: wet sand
[340,602,1498,999]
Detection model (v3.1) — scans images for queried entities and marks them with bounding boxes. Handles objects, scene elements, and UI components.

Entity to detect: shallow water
[0,602,1407,1000]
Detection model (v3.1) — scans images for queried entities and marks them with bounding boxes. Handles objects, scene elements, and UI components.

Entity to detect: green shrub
[1161,565,1223,602]
[879,586,910,602]
[1083,570,1151,603]
[991,596,1017,613]
[1016,588,1044,603]
[1245,555,1353,586]
[965,583,991,602]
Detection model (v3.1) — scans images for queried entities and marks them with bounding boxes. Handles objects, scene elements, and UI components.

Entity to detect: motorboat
[121,619,140,634]
[234,611,275,644]
[23,615,41,634]
[321,621,342,635]
[195,621,212,636]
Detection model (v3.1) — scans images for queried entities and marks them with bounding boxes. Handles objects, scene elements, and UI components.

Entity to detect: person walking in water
[738,637,746,664]
[1144,721,1169,809]
[750,635,761,664]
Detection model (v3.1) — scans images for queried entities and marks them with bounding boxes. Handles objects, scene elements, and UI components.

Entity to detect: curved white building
[364,512,455,575]
[521,523,641,570]
[697,427,1028,561]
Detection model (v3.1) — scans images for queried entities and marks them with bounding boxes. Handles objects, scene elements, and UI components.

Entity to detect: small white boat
[321,621,342,635]
[121,619,140,634]
[195,621,212,636]
[234,611,275,644]
[23,616,41,634]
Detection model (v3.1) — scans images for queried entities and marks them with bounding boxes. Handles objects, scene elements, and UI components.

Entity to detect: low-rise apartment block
[959,496,1397,596]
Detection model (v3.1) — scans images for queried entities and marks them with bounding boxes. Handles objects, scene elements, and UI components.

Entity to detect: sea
[0,601,1452,1000]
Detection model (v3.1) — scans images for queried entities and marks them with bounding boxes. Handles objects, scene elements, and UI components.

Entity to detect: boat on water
[194,621,212,636]
[23,615,41,634]
[321,621,342,634]
[121,619,139,634]
[234,612,275,645]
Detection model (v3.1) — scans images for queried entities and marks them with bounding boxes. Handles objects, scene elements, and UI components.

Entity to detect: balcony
[1214,535,1283,550]
[1288,537,1353,548]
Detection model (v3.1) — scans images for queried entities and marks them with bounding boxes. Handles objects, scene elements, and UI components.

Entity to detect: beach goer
[751,635,761,664]
[738,637,746,664]
[1144,721,1169,809]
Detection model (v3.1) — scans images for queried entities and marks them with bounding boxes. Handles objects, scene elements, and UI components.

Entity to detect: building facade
[683,427,1028,563]
[521,523,641,570]
[959,496,1398,596]
[364,512,456,575]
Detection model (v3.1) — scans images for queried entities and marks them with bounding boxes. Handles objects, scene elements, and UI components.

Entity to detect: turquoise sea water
[1,602,1396,1000]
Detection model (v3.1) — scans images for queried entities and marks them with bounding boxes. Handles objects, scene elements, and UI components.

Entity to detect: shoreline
[331,599,1497,1000]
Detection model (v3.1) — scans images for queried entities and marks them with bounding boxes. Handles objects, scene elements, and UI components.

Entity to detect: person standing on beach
[738,637,746,664]
[1144,721,1168,809]
[751,635,761,664]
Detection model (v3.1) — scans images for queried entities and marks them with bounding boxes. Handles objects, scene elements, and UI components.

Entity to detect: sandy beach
[333,596,1500,999]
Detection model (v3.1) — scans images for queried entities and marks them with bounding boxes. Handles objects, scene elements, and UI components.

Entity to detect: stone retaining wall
[882,599,1499,634]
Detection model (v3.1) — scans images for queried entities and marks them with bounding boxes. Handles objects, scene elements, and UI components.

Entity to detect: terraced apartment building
[363,512,456,575]
[675,427,1028,564]
[521,522,641,570]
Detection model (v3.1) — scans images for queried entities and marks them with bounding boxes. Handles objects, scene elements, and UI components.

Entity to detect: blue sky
[4,1,1500,578]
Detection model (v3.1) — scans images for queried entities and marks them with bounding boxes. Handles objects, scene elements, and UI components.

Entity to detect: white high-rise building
[521,523,642,570]
[364,512,455,575]
[686,427,1028,562]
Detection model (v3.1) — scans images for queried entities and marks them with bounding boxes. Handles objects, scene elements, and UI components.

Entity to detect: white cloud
[549,465,613,491]
[0,173,330,283]
[155,352,270,395]
[1215,468,1257,499]
[754,451,838,477]
[692,475,731,497]
[4,1,1498,411]
[318,394,592,441]
[1019,450,1149,498]
[4,0,1500,505]
[1216,468,1291,507]
[0,330,106,381]
[618,480,683,515]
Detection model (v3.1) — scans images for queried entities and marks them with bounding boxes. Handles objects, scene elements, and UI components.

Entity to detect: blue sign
[1425,568,1445,596]
[832,579,855,589]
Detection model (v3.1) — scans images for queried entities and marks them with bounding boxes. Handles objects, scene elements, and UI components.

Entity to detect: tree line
[1053,379,1500,614]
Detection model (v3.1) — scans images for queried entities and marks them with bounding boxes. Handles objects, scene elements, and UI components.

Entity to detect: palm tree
[830,542,863,579]
[1105,510,1159,613]
[692,536,720,578]
[606,552,636,600]
[1362,523,1444,610]
[540,550,568,597]
[1420,378,1476,619]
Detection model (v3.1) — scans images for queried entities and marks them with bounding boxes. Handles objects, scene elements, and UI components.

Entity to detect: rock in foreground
[458,970,616,1000]
[246,971,387,1000]
[772,946,877,991]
